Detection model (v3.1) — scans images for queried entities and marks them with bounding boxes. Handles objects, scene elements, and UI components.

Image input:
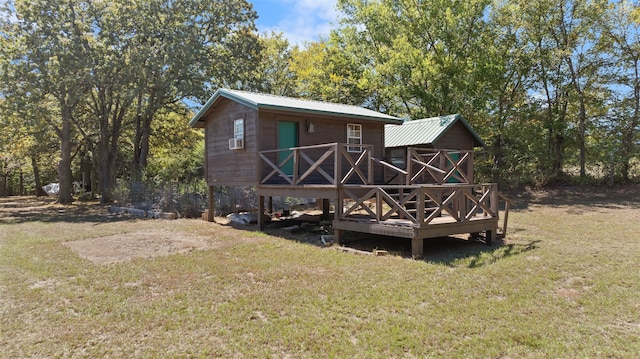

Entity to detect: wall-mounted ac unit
[229,138,244,150]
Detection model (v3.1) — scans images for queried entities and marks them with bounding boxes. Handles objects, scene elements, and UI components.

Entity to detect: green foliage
[0,0,260,200]
[1,0,639,195]
[146,108,204,183]
[329,0,639,185]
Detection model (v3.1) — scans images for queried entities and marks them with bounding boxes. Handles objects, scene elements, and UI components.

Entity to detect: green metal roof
[384,114,485,148]
[189,89,402,127]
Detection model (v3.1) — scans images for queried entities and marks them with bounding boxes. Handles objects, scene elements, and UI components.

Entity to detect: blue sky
[251,0,339,45]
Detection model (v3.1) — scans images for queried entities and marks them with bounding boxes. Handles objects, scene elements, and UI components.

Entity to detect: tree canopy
[1,0,638,201]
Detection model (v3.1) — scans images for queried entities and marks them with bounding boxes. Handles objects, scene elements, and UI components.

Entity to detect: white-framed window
[229,118,244,149]
[347,123,362,152]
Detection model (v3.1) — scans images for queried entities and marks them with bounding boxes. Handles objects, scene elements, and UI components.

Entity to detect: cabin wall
[203,99,258,186]
[432,122,476,150]
[258,111,386,183]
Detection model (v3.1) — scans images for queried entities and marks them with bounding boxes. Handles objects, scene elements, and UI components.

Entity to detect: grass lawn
[1,186,639,358]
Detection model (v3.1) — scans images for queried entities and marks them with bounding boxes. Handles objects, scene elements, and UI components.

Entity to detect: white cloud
[262,0,338,46]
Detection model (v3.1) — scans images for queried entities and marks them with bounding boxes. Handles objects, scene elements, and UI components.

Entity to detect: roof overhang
[189,89,402,127]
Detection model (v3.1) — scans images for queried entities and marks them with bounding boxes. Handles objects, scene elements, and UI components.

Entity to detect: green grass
[1,188,639,358]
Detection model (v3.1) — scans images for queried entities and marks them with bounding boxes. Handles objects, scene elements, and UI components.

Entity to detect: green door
[277,121,298,176]
[447,152,461,183]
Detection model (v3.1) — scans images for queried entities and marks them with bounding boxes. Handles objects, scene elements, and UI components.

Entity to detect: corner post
[411,237,423,259]
[334,188,344,245]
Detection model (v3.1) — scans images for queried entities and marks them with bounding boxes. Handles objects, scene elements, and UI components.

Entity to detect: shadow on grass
[423,237,540,268]
[505,183,640,212]
[260,217,539,268]
[0,196,134,225]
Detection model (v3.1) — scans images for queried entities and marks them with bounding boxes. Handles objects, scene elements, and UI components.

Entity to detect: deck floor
[333,213,498,240]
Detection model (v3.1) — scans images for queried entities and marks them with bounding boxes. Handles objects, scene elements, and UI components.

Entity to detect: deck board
[333,214,497,240]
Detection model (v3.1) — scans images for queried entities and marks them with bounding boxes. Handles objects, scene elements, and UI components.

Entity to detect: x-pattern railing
[259,143,374,186]
[338,184,498,227]
[407,148,473,185]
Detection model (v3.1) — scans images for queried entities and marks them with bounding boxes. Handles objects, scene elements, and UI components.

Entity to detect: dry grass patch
[1,187,640,358]
[63,230,215,264]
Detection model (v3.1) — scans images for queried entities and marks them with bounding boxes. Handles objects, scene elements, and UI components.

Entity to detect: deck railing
[337,183,498,227]
[383,148,474,185]
[259,143,473,187]
[259,143,375,186]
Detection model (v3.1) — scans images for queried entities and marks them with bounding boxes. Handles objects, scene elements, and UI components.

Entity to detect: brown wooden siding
[257,111,386,184]
[204,98,258,186]
[432,121,476,150]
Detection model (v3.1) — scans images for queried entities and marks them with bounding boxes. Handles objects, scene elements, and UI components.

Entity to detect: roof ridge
[390,114,458,126]
[224,88,380,111]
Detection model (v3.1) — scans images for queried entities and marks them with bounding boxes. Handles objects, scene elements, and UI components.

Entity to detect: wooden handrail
[371,157,408,175]
[338,183,499,227]
[259,143,376,186]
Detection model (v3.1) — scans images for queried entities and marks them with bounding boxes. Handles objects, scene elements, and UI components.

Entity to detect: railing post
[440,150,448,184]
[417,187,425,226]
[367,145,373,184]
[376,187,382,223]
[467,151,474,184]
[406,147,412,185]
[293,147,300,184]
[334,143,340,186]
[336,186,343,219]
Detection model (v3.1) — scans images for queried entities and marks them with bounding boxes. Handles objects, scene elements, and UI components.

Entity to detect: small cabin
[382,114,485,185]
[191,90,504,259]
[385,114,484,167]
[190,89,402,188]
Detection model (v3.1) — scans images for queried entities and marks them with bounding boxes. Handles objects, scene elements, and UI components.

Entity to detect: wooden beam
[207,186,215,222]
[334,228,344,245]
[258,195,265,231]
[411,237,423,259]
[485,229,494,246]
[322,198,331,221]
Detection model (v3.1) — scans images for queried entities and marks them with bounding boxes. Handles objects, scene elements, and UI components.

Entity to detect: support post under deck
[485,230,494,246]
[321,198,331,221]
[207,186,215,222]
[411,237,423,259]
[258,195,265,231]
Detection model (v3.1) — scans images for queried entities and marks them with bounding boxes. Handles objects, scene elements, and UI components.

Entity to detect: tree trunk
[491,134,503,184]
[132,112,152,182]
[31,155,47,196]
[57,106,74,204]
[0,161,6,197]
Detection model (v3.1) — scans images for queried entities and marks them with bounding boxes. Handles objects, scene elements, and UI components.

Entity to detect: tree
[125,0,259,181]
[335,0,494,119]
[247,32,297,96]
[601,0,640,181]
[1,0,93,204]
[2,0,261,203]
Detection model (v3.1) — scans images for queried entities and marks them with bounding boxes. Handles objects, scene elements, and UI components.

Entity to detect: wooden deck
[255,143,504,258]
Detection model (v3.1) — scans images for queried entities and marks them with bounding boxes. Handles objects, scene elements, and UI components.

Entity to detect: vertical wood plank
[258,195,265,231]
[416,187,425,226]
[322,198,331,221]
[411,237,423,259]
[207,186,215,222]
[334,143,340,186]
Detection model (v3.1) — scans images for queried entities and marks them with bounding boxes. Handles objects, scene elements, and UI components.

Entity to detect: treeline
[1,0,638,202]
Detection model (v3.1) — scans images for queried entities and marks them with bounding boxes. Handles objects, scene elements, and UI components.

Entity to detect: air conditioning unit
[229,138,244,150]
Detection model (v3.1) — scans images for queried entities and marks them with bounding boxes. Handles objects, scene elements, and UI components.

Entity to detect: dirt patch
[64,230,214,265]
